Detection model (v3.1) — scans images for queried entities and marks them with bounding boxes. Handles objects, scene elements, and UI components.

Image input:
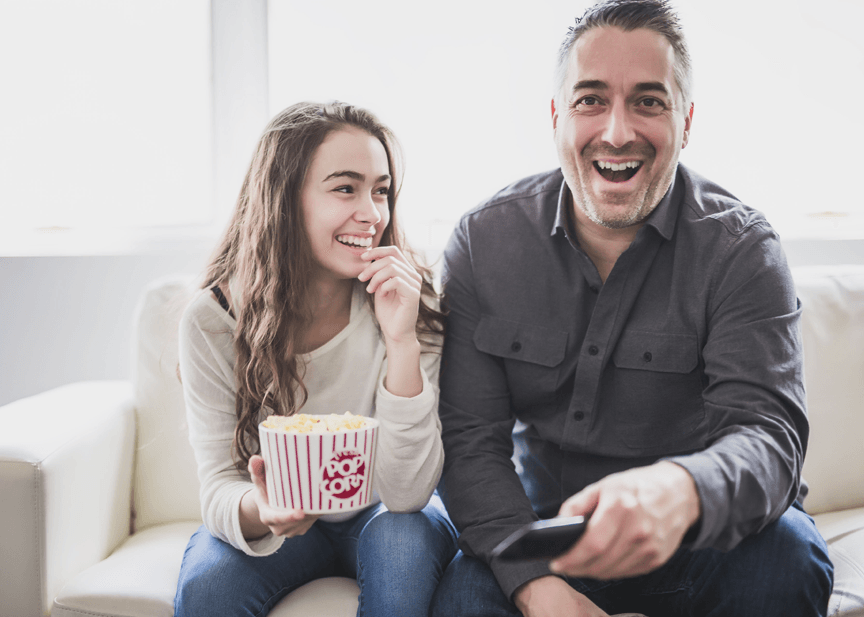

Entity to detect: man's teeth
[596,161,642,172]
[336,235,372,248]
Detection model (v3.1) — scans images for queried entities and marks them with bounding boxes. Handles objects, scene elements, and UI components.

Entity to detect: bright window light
[268,0,864,248]
[0,0,212,231]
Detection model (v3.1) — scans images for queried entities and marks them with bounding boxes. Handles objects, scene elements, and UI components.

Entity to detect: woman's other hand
[240,455,320,540]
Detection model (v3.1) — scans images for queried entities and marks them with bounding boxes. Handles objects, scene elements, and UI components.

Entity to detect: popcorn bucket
[258,417,379,514]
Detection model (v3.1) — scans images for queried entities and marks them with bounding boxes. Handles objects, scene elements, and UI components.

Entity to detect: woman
[174,101,457,616]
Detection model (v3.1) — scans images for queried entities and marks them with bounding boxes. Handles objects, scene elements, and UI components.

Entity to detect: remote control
[491,516,588,560]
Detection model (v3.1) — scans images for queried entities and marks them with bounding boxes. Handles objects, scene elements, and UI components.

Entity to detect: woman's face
[300,127,392,282]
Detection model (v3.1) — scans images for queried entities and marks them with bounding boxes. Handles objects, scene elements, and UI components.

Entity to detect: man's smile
[592,159,643,183]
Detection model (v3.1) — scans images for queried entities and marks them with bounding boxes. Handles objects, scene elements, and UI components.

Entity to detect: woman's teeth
[336,234,372,248]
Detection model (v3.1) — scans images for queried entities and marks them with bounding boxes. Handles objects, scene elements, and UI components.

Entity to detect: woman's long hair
[202,101,444,470]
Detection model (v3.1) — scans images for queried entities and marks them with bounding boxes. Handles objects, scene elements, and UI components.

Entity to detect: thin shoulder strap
[210,285,235,318]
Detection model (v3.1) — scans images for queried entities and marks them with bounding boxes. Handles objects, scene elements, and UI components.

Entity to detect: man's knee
[694,505,833,616]
[763,505,833,609]
[431,552,520,617]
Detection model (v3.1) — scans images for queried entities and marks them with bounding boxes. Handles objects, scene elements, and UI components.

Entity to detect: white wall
[2,238,863,408]
[0,249,209,406]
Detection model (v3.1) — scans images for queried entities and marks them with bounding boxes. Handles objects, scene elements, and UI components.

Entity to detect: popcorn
[262,411,368,434]
[259,412,379,513]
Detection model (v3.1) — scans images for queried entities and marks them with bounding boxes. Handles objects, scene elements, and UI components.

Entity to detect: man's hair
[554,0,693,107]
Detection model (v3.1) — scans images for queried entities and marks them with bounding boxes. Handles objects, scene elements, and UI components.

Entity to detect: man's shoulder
[678,165,771,238]
[460,168,563,226]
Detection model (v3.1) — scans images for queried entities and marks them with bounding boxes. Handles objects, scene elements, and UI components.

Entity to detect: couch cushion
[793,266,864,515]
[52,521,359,617]
[131,275,202,529]
[814,508,864,616]
[52,521,200,617]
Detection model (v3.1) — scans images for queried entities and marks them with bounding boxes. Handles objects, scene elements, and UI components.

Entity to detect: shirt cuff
[489,557,556,602]
[664,452,727,550]
[229,487,285,557]
[375,364,435,419]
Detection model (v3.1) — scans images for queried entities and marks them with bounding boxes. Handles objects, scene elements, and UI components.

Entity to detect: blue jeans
[431,503,833,617]
[175,493,458,617]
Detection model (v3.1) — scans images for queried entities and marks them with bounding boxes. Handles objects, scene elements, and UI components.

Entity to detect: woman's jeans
[175,493,457,617]
[431,502,833,617]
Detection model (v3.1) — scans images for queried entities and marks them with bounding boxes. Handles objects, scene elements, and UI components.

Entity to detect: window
[2,0,862,255]
[268,0,864,248]
[0,1,212,232]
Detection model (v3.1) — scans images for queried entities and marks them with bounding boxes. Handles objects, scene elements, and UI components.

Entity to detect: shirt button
[574,411,585,421]
[588,345,599,356]
[589,285,599,294]
[643,351,653,362]
[511,341,522,352]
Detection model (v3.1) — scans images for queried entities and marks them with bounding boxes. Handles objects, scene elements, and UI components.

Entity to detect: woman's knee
[174,530,254,616]
[359,508,455,563]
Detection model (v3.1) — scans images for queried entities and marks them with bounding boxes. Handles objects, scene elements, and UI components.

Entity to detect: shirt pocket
[474,315,568,408]
[611,330,705,452]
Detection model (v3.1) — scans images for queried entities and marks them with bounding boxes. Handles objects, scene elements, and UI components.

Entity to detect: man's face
[552,26,693,230]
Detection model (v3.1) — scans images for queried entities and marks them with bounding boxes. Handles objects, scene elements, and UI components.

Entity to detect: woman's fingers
[248,455,268,495]
[358,247,421,285]
[365,264,421,296]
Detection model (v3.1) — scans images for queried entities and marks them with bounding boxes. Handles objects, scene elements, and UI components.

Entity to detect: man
[431,1,833,615]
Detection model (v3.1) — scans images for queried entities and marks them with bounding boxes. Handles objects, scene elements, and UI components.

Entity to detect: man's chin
[585,202,649,230]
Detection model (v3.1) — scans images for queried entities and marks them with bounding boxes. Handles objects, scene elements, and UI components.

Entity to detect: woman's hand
[239,455,320,540]
[358,245,422,345]
[358,245,424,398]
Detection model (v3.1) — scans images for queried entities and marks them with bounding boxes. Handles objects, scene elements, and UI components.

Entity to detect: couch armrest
[0,380,135,617]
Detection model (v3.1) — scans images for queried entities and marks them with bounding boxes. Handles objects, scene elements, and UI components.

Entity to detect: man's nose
[600,104,636,148]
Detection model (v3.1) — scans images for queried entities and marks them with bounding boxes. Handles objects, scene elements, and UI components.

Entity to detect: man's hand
[514,576,610,617]
[549,461,700,580]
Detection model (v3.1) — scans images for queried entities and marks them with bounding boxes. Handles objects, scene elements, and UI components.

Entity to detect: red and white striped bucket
[258,418,379,514]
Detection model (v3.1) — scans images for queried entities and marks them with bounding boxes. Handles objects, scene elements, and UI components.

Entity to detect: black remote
[491,516,588,560]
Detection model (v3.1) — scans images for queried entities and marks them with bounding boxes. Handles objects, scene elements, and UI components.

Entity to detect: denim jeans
[175,492,458,617]
[431,502,833,617]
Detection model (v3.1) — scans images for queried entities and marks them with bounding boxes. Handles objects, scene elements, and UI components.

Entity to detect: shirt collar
[551,165,682,241]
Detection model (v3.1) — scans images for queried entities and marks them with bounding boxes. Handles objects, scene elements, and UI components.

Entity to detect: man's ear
[681,102,694,149]
[551,97,559,131]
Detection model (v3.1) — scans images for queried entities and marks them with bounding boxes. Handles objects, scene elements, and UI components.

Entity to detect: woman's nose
[354,192,382,225]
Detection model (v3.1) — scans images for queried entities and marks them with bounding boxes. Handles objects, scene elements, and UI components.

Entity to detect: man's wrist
[659,460,702,528]
[513,575,562,611]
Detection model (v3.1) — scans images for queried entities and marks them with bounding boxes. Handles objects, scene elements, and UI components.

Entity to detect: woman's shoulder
[180,287,236,340]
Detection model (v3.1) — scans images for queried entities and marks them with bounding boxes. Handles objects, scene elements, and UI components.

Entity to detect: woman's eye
[375,186,390,195]
[334,185,353,194]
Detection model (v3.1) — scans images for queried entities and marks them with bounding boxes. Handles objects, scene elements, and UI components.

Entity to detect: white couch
[1,265,863,616]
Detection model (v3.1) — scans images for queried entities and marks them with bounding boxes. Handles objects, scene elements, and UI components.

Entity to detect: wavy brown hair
[202,101,444,470]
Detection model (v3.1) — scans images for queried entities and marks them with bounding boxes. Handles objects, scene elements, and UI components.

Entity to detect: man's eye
[639,98,664,110]
[577,96,600,106]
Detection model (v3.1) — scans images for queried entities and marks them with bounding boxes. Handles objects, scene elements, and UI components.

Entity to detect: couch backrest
[131,274,201,530]
[793,265,864,515]
[130,266,864,526]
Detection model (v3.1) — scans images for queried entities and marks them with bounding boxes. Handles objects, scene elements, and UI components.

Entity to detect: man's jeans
[431,502,833,617]
[174,493,457,617]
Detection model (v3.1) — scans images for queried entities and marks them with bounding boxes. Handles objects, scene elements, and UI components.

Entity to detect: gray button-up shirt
[438,163,807,599]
